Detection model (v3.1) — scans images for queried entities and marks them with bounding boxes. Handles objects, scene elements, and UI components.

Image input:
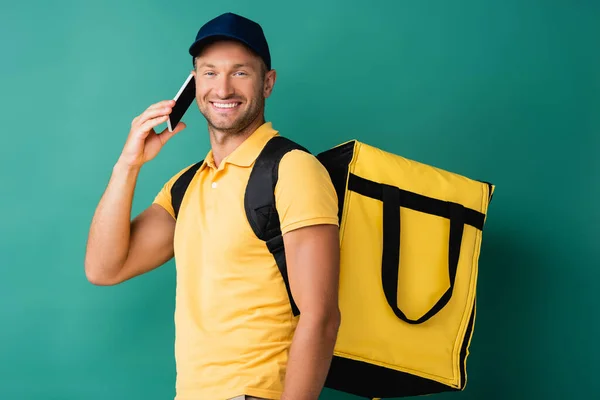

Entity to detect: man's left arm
[281,223,341,400]
[274,149,342,400]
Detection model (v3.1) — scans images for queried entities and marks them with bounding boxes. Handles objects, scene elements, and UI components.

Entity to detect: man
[84,12,341,400]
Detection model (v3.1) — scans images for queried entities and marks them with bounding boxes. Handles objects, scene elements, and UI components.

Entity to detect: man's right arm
[84,99,186,285]
[84,162,175,285]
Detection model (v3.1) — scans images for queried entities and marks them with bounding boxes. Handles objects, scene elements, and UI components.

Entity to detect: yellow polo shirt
[153,122,339,400]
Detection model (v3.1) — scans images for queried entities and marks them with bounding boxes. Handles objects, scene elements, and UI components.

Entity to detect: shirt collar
[199,122,279,171]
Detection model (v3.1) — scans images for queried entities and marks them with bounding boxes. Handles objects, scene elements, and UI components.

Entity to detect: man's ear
[263,69,277,98]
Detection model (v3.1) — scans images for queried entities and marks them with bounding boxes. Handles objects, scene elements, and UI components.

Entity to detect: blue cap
[189,12,271,70]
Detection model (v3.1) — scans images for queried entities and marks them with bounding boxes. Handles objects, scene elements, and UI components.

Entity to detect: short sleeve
[275,149,339,235]
[152,164,195,220]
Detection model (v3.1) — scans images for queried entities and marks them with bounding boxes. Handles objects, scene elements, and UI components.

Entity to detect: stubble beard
[201,93,265,137]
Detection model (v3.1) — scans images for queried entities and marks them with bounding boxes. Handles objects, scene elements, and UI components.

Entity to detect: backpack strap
[244,136,310,317]
[170,160,203,219]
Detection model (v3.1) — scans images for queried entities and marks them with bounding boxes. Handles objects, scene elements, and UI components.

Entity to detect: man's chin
[206,118,243,132]
[200,111,235,129]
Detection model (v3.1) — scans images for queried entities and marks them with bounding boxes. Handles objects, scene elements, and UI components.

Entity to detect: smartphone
[167,73,196,132]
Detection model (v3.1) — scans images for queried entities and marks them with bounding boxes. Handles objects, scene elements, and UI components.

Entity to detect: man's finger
[133,100,175,126]
[138,115,169,135]
[148,99,176,112]
[136,106,172,127]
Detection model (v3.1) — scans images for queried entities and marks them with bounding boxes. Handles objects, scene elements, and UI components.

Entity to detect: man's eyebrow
[197,62,254,69]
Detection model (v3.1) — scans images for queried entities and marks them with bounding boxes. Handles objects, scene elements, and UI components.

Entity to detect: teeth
[213,102,239,108]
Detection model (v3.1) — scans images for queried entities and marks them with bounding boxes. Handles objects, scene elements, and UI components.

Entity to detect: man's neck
[208,116,266,168]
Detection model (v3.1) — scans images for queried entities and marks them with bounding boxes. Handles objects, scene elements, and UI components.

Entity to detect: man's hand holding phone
[118,100,187,169]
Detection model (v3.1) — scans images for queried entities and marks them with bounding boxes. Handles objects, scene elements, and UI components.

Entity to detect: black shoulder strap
[171,160,203,219]
[244,136,310,317]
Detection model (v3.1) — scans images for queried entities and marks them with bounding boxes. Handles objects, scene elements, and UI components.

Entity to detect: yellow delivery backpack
[170,136,495,399]
[316,140,495,399]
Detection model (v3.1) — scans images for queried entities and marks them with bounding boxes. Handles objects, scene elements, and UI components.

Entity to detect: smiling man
[84,12,341,400]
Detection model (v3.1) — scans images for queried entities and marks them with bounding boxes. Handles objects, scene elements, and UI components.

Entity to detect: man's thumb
[161,122,186,142]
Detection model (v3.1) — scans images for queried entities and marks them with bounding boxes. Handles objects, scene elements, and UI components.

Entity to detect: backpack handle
[347,173,470,325]
[380,184,465,325]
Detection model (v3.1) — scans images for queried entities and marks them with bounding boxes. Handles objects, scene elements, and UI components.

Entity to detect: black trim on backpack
[325,354,455,399]
[244,136,310,317]
[459,302,476,390]
[348,173,486,231]
[315,141,355,224]
[171,160,203,219]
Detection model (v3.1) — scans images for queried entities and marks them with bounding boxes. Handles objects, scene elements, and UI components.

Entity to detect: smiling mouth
[211,101,241,110]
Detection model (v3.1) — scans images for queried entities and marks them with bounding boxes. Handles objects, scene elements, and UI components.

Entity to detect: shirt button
[211,182,218,189]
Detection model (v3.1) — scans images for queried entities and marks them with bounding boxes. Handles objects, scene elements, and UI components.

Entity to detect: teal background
[1,0,598,399]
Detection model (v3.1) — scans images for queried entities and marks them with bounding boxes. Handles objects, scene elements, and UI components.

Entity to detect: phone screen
[168,73,196,132]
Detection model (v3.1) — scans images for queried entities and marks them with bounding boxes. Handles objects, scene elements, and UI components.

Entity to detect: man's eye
[234,71,247,76]
[204,72,215,76]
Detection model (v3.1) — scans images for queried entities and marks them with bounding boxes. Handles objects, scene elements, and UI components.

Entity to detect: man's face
[192,40,275,134]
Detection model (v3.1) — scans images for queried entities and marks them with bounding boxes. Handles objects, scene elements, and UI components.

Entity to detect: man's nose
[214,75,234,98]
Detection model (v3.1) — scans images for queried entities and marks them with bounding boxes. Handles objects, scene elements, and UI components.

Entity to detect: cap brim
[188,33,257,58]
